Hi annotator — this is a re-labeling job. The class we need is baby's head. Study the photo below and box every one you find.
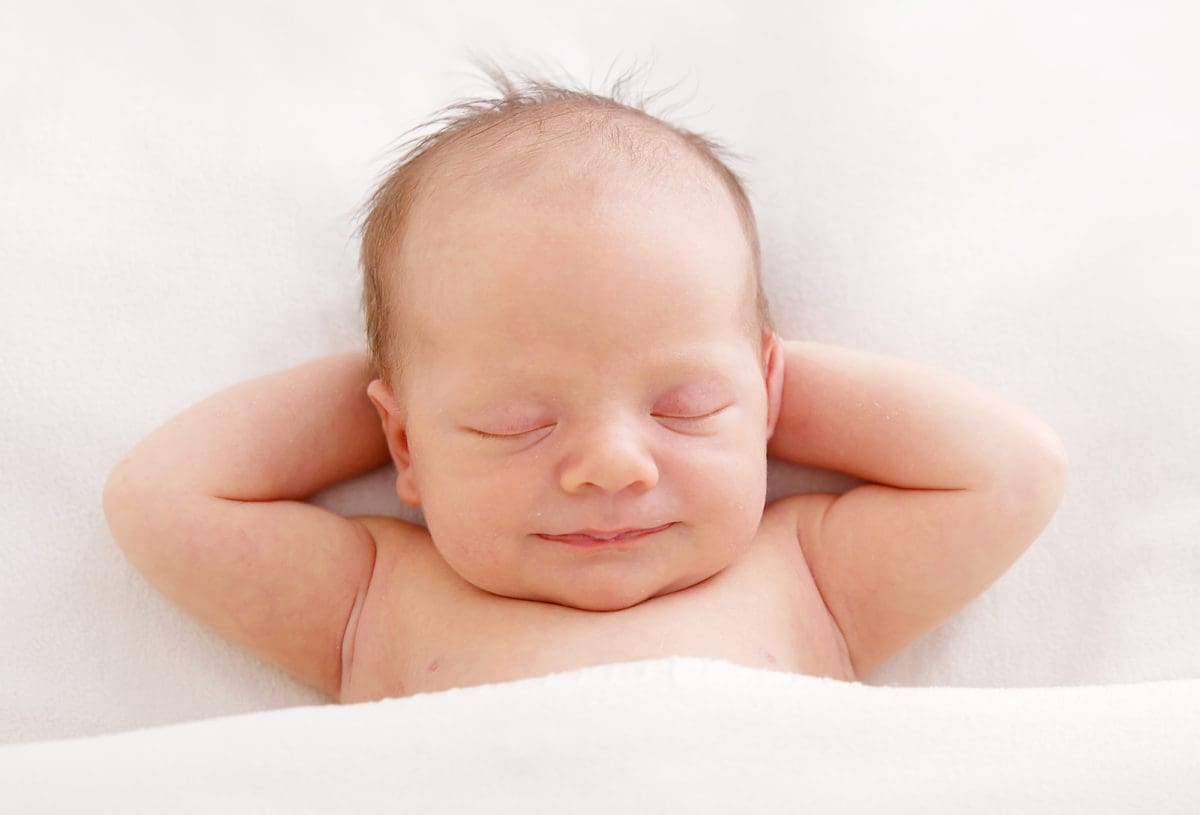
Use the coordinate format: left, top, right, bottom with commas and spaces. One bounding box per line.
360, 63, 784, 611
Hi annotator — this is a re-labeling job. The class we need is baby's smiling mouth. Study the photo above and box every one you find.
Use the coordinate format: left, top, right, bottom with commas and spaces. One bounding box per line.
536, 522, 675, 545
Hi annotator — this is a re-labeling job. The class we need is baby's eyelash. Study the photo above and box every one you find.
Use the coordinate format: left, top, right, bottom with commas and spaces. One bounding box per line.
468, 424, 555, 440
651, 405, 731, 421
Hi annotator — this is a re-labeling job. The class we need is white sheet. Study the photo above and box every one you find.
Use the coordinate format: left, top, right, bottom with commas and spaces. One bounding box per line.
2, 658, 1197, 813
2, 0, 1197, 761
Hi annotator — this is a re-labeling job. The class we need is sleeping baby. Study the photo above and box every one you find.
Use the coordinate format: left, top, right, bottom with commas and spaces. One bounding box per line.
102, 67, 1068, 703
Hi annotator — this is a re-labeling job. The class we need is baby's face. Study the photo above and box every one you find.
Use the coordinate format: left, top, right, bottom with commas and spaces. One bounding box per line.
372, 152, 782, 611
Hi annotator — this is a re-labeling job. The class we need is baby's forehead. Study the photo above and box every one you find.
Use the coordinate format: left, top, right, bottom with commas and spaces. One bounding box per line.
401, 155, 744, 300
407, 153, 736, 285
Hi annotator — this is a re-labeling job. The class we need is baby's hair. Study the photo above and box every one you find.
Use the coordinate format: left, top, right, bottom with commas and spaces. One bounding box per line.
355, 55, 773, 391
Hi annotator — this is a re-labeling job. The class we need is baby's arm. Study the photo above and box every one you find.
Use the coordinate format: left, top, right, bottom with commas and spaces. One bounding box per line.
102, 352, 390, 699
768, 340, 1068, 679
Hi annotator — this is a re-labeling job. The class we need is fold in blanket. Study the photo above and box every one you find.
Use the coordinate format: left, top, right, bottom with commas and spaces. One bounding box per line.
2, 657, 1196, 814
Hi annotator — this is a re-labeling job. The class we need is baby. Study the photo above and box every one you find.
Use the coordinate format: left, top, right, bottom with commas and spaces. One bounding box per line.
102, 68, 1068, 703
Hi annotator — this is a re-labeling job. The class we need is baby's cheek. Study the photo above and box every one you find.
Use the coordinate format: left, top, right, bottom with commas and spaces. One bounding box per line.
671, 446, 758, 507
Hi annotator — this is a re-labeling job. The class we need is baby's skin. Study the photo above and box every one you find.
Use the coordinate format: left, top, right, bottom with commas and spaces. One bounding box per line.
102, 118, 1067, 702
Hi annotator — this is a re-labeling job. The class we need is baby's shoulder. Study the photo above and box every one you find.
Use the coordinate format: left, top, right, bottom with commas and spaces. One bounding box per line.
760, 492, 833, 540
354, 513, 429, 546
352, 514, 437, 579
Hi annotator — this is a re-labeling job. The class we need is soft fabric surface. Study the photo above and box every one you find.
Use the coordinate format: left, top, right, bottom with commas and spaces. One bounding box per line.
2, 0, 1197, 755
1, 658, 1197, 813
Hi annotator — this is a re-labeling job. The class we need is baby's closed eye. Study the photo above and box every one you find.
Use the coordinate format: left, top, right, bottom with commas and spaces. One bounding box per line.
465, 422, 556, 440
651, 379, 734, 422
651, 404, 731, 421
650, 380, 735, 417
650, 404, 733, 436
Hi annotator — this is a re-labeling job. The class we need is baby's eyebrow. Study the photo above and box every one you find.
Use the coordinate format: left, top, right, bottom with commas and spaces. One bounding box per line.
448, 346, 743, 400
653, 356, 742, 389
465, 364, 737, 401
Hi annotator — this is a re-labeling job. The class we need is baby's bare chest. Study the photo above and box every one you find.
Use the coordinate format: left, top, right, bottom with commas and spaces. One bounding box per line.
341, 505, 853, 703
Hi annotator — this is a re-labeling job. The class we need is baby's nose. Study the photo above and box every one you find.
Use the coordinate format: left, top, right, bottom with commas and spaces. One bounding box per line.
558, 421, 659, 495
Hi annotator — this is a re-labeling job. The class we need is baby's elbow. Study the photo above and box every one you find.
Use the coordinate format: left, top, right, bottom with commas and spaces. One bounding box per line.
1016, 444, 1068, 548
1017, 423, 1069, 510
102, 459, 149, 552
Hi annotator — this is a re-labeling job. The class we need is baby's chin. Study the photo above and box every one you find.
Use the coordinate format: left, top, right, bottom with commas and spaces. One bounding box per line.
472, 567, 721, 613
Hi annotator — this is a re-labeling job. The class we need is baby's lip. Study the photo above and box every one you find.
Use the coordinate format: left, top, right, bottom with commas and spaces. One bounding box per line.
538, 522, 675, 542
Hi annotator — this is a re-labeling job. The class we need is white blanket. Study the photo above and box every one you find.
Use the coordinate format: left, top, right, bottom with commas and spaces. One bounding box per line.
3, 657, 1198, 813
2, 0, 1197, 805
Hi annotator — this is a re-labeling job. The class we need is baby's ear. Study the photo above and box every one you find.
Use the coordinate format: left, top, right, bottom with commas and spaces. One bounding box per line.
365, 379, 422, 507
762, 331, 785, 439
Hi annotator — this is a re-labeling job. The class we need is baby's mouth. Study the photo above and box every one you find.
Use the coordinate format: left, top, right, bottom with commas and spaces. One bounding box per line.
536, 522, 675, 545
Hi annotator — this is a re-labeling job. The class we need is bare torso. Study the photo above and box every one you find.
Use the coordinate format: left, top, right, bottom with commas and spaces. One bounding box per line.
340, 495, 856, 703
